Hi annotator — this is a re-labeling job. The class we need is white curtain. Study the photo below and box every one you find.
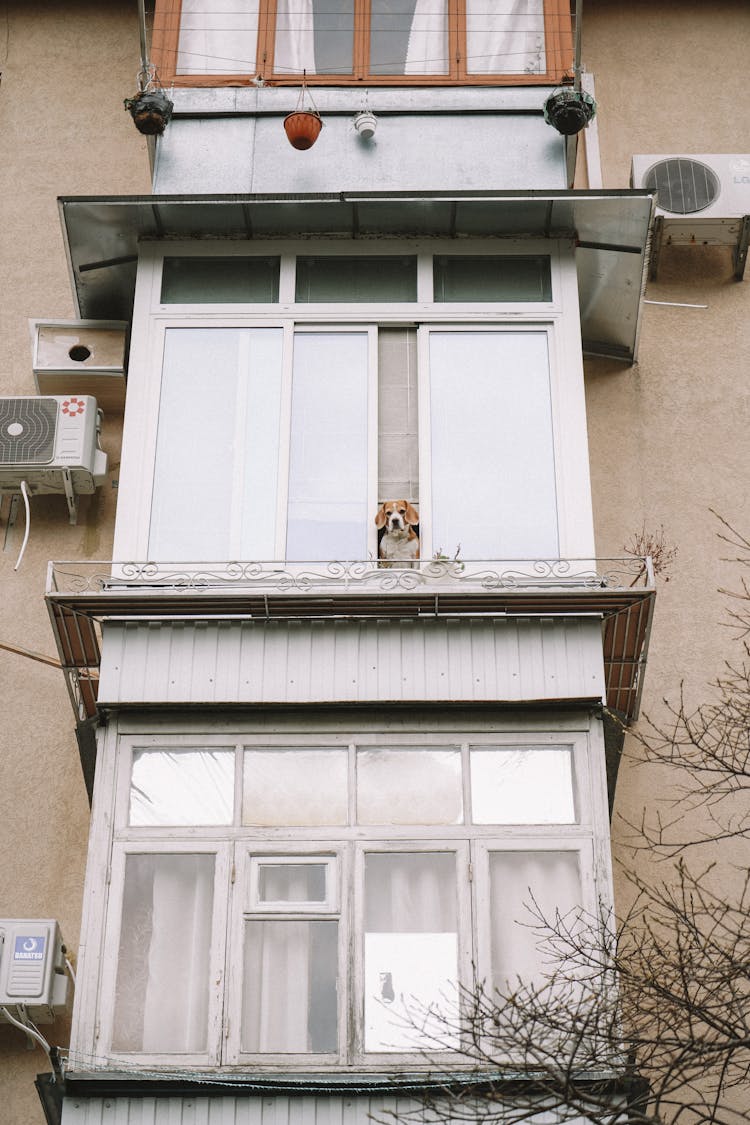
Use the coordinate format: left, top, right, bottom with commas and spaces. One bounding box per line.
405, 1, 448, 75
176, 0, 260, 75
113, 854, 214, 1053
274, 0, 316, 74
466, 0, 545, 75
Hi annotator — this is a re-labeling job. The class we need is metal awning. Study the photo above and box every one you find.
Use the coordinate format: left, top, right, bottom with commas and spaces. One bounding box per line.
58, 189, 655, 363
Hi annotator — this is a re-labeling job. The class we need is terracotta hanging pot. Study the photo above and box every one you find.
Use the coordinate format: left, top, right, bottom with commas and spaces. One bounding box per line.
283, 109, 323, 151
124, 89, 174, 136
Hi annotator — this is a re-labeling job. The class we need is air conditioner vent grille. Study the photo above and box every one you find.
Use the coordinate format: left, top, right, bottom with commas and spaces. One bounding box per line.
643, 157, 721, 215
0, 398, 58, 465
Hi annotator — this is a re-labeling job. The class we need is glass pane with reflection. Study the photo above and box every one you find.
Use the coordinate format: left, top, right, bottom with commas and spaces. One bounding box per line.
357, 748, 462, 824
470, 747, 576, 824
370, 0, 449, 75
257, 863, 328, 904
274, 0, 354, 75
243, 749, 348, 825
129, 749, 234, 826
364, 852, 458, 1051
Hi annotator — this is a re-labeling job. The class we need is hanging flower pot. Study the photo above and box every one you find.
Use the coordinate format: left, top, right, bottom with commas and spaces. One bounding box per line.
283, 110, 323, 150
543, 88, 596, 136
283, 73, 323, 150
124, 89, 174, 136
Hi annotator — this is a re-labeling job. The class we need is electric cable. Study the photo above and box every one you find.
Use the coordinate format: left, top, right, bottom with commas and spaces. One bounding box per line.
14, 480, 31, 571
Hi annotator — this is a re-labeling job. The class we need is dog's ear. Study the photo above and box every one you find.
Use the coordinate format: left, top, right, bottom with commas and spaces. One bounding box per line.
375, 504, 388, 529
405, 502, 419, 526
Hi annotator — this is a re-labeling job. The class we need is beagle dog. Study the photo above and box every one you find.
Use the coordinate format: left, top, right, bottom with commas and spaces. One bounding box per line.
375, 500, 420, 567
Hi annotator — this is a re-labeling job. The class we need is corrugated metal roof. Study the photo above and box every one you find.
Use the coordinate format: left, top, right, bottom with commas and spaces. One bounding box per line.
58, 190, 655, 362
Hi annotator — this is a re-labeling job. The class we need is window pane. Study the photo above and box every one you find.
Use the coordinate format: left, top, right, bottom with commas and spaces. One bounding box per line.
274, 0, 354, 75
295, 257, 417, 302
161, 257, 279, 303
258, 863, 328, 903
242, 920, 338, 1052
465, 0, 545, 75
149, 328, 283, 560
488, 851, 581, 991
379, 328, 419, 502
113, 853, 214, 1052
433, 256, 551, 302
287, 332, 370, 560
242, 749, 348, 825
357, 749, 462, 824
129, 749, 234, 826
176, 0, 259, 75
470, 747, 575, 824
429, 331, 558, 558
370, 0, 449, 75
364, 852, 458, 1051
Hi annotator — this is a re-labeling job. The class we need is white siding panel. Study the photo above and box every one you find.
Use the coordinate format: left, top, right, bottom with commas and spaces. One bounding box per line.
62, 1093, 598, 1125
98, 618, 605, 707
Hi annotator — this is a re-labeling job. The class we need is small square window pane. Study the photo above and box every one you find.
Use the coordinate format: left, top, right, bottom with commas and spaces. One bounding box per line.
242, 920, 338, 1052
295, 256, 418, 302
470, 747, 576, 824
258, 863, 328, 904
242, 749, 348, 826
357, 749, 462, 824
433, 256, 551, 302
129, 749, 234, 826
161, 257, 280, 303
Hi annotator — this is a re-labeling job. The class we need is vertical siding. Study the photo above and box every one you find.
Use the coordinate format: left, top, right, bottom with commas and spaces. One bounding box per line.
98, 617, 605, 706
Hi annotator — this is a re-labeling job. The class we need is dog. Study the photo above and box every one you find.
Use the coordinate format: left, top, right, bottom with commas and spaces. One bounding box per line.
375, 500, 420, 567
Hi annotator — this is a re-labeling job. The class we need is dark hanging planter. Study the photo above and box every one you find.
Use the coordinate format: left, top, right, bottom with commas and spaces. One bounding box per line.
543, 88, 597, 136
283, 74, 323, 150
124, 89, 174, 136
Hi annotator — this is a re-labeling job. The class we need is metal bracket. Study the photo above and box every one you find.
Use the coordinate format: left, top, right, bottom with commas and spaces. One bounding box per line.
62, 470, 78, 525
734, 215, 750, 280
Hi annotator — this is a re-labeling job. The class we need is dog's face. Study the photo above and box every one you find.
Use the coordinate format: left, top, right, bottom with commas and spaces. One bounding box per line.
375, 500, 419, 533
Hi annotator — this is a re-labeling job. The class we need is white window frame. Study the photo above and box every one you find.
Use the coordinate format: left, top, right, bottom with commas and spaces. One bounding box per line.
72, 712, 613, 1071
114, 239, 593, 564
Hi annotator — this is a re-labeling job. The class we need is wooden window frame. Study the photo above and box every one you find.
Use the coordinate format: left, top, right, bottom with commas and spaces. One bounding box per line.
152, 0, 573, 88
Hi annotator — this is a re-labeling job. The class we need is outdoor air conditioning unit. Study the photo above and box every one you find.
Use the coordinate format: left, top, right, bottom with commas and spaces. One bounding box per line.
631, 154, 750, 244
0, 395, 108, 521
0, 920, 69, 1024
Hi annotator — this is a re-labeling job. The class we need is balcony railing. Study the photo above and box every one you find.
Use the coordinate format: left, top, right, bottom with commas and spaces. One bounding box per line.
45, 556, 655, 728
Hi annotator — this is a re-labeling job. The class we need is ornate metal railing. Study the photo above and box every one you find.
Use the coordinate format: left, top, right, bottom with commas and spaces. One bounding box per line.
47, 555, 654, 597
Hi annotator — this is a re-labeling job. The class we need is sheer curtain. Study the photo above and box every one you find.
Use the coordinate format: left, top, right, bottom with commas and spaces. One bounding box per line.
405, 1, 448, 75
274, 0, 316, 74
113, 854, 214, 1053
466, 0, 545, 75
176, 0, 260, 75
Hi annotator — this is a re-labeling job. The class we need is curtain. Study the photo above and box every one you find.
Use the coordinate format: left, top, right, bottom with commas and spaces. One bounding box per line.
274, 0, 316, 74
466, 0, 545, 75
405, 1, 448, 75
176, 0, 260, 75
113, 854, 215, 1053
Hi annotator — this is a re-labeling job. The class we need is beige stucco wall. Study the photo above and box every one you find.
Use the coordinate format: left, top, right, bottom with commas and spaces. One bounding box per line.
0, 3, 149, 1121
581, 0, 750, 882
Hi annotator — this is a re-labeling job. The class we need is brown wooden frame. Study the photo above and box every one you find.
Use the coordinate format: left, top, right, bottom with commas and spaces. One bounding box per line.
152, 0, 573, 88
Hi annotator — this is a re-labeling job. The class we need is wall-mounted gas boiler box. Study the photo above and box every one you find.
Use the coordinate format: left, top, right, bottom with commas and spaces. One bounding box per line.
30, 319, 128, 413
0, 920, 69, 1024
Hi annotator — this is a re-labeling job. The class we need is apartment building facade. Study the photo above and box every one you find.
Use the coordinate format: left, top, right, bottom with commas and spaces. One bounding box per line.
1, 3, 748, 1124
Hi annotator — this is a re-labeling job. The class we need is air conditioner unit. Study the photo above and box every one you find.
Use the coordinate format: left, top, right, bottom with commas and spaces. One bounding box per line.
631, 154, 750, 245
0, 395, 108, 520
0, 920, 69, 1024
